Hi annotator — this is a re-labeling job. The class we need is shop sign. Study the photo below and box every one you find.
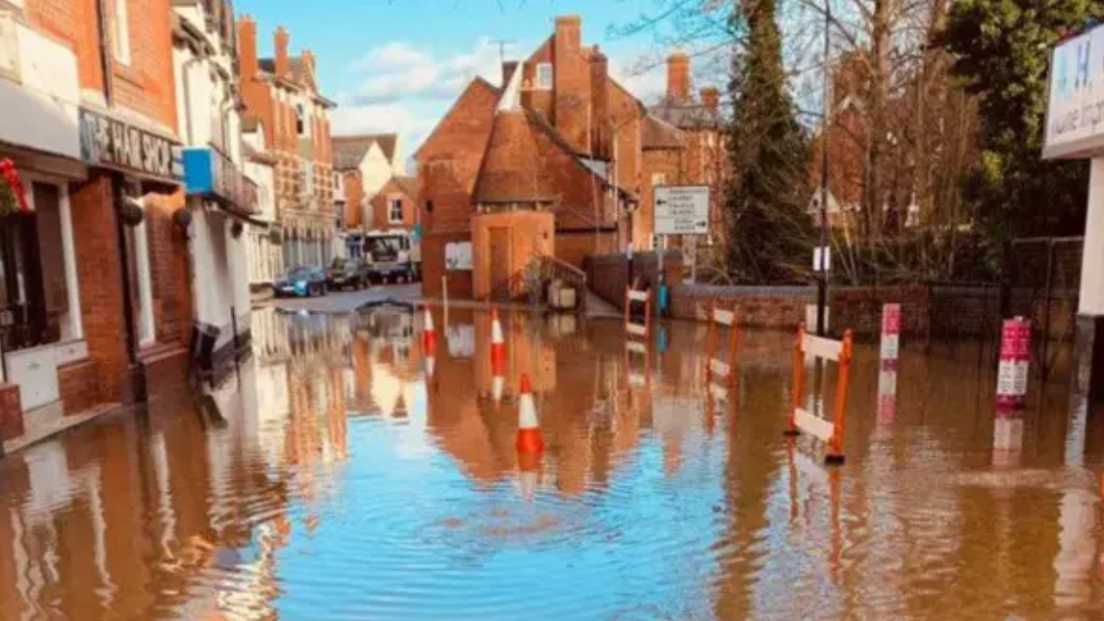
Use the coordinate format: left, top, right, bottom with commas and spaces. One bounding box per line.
1044, 23, 1104, 159
78, 108, 182, 183
181, 147, 259, 215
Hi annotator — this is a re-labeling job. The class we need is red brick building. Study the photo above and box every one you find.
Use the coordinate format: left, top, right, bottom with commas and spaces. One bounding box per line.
0, 0, 193, 450
417, 15, 638, 300
368, 176, 421, 232
238, 17, 336, 271
416, 16, 726, 301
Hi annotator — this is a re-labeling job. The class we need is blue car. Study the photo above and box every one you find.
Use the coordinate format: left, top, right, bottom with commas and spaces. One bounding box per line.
275, 266, 327, 298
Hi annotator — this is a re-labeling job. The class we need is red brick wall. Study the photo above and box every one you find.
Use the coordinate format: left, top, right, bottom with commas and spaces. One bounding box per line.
27, 0, 103, 93
111, 0, 177, 129
70, 173, 133, 404
553, 15, 590, 155
671, 284, 813, 329
557, 230, 617, 269
370, 180, 418, 231
829, 285, 930, 338
59, 360, 102, 415
521, 40, 554, 120
422, 232, 473, 299
585, 250, 684, 307
344, 171, 364, 229
144, 190, 192, 347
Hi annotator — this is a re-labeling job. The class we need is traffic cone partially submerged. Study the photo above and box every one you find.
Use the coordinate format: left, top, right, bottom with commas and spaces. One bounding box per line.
516, 374, 543, 454
492, 374, 505, 405
491, 307, 506, 370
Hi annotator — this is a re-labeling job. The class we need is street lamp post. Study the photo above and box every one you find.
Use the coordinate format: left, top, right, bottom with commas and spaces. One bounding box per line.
816, 0, 832, 337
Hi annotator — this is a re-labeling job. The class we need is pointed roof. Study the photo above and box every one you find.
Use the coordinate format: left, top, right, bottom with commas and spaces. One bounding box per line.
473, 111, 554, 204
333, 134, 399, 170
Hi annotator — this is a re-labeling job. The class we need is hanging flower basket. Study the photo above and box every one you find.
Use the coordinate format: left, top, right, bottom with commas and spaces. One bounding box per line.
0, 159, 31, 217
119, 200, 145, 227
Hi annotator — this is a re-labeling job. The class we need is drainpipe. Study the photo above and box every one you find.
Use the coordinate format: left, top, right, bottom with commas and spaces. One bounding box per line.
94, 0, 115, 106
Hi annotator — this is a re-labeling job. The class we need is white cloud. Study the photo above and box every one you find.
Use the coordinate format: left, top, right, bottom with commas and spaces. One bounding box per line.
345, 38, 504, 105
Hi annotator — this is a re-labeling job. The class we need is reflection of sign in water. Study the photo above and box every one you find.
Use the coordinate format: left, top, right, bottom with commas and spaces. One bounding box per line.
447, 324, 475, 358
445, 242, 472, 270
1044, 24, 1104, 159
655, 186, 709, 235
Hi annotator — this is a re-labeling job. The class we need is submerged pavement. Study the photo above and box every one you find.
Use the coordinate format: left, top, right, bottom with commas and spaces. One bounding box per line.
0, 307, 1101, 620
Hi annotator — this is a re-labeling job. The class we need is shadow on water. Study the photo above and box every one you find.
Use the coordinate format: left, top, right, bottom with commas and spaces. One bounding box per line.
0, 306, 1102, 620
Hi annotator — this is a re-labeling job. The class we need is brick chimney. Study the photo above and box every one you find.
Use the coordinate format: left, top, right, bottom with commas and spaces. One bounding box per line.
701, 87, 720, 112
275, 26, 290, 79
667, 53, 691, 102
238, 15, 258, 79
554, 15, 591, 155
590, 46, 610, 159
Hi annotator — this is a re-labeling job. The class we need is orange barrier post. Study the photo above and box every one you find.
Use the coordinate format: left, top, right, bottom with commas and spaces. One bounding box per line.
786, 323, 854, 465
490, 307, 506, 370
705, 301, 739, 390
516, 374, 544, 454
423, 305, 437, 379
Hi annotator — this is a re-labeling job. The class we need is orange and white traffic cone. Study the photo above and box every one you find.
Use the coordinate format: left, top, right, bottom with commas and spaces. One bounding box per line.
516, 374, 544, 454
492, 374, 505, 405
491, 307, 506, 368
423, 305, 437, 353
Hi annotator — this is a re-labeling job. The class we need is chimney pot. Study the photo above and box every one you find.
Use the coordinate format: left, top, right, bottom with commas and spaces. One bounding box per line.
701, 87, 720, 112
275, 26, 290, 79
666, 52, 691, 103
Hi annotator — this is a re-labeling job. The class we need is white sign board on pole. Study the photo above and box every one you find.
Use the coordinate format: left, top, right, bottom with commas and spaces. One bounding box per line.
813, 246, 831, 272
1043, 23, 1104, 160
445, 242, 472, 270
655, 186, 709, 235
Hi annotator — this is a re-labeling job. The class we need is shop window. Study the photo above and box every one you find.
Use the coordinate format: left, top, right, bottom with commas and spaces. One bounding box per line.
388, 198, 403, 224
0, 182, 81, 352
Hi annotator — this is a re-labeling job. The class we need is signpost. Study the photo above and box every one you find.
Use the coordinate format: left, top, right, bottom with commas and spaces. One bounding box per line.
655, 186, 709, 235
654, 186, 710, 316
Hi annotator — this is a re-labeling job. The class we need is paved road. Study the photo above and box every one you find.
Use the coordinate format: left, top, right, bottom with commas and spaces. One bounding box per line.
267, 283, 421, 314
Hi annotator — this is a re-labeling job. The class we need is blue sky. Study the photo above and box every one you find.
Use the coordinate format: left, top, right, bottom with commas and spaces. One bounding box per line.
234, 0, 694, 154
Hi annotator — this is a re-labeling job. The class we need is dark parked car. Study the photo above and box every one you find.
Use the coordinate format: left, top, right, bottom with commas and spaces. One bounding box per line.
275, 266, 327, 298
327, 257, 370, 290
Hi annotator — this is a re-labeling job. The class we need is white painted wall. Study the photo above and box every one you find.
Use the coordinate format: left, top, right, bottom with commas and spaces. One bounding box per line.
359, 142, 393, 199
174, 4, 253, 344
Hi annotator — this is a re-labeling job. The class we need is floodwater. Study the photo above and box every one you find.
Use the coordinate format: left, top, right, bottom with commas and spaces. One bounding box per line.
1, 305, 1104, 621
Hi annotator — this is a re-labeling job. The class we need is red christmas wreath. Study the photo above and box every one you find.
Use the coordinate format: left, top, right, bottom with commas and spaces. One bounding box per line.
0, 159, 31, 215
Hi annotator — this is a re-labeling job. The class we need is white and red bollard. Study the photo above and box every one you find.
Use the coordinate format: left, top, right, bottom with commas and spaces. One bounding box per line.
877, 304, 901, 426
491, 308, 506, 404
997, 317, 1032, 412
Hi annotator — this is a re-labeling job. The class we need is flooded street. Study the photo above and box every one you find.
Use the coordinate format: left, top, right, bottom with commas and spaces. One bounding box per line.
1, 306, 1104, 620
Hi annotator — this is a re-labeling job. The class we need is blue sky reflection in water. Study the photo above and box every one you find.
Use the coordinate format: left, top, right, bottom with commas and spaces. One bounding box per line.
0, 306, 1103, 620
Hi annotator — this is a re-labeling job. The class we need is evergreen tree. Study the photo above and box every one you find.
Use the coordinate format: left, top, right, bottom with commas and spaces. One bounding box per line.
940, 0, 1104, 244
725, 0, 814, 283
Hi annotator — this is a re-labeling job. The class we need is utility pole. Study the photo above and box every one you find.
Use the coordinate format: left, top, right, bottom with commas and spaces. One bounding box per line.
490, 39, 515, 66
817, 0, 832, 337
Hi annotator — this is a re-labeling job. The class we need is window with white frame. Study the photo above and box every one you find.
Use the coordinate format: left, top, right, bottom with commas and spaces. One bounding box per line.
537, 63, 553, 90
113, 0, 131, 65
296, 104, 307, 136
388, 197, 403, 224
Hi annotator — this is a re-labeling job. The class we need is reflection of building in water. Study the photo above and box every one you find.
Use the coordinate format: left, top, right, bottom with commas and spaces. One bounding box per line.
252, 307, 292, 364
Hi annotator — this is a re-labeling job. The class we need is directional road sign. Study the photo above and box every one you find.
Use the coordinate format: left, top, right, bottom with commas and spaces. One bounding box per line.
655, 186, 709, 235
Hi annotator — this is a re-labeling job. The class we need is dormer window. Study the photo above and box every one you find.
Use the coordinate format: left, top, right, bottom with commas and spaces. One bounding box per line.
537, 63, 553, 90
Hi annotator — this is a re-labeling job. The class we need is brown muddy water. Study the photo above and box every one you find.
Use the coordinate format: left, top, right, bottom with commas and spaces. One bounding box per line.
1, 305, 1104, 621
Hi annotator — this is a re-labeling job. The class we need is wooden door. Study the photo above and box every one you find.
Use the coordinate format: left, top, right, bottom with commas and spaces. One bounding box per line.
489, 227, 511, 298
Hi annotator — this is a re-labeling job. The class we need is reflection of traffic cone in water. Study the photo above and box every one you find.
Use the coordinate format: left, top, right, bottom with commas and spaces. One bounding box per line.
423, 306, 437, 377
491, 308, 507, 405
516, 374, 543, 454
518, 449, 541, 501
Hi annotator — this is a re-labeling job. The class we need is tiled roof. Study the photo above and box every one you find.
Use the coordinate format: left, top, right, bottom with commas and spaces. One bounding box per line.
332, 134, 399, 170
641, 114, 686, 150
648, 98, 721, 131
392, 176, 421, 198
473, 111, 554, 204
258, 57, 312, 86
